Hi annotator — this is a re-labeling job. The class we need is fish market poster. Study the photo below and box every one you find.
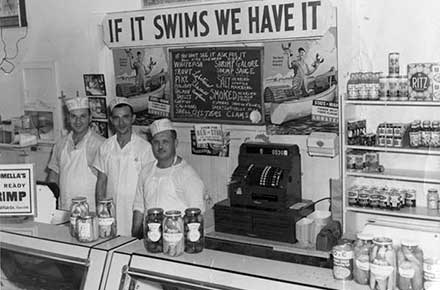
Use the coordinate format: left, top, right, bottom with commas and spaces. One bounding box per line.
113, 47, 170, 126
264, 13, 338, 135
0, 164, 35, 216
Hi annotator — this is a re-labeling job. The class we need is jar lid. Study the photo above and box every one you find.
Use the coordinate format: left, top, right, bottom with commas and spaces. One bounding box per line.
99, 198, 113, 204
185, 208, 201, 215
147, 208, 164, 215
401, 239, 418, 247
373, 237, 393, 245
72, 196, 87, 202
428, 188, 438, 193
165, 210, 182, 217
357, 232, 374, 241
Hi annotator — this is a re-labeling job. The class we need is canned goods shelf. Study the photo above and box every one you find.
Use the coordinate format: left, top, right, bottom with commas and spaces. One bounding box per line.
346, 145, 440, 156
346, 206, 440, 221
346, 168, 440, 184
345, 100, 440, 106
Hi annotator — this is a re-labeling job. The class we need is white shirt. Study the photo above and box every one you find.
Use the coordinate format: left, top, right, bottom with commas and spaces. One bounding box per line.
93, 133, 154, 235
133, 158, 205, 214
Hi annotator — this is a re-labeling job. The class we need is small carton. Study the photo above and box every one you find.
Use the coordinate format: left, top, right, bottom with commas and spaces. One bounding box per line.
407, 63, 440, 101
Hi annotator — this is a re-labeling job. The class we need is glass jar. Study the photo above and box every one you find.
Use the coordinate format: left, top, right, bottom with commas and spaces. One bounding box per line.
69, 196, 89, 237
143, 208, 164, 253
97, 198, 117, 238
77, 214, 99, 243
397, 240, 424, 290
184, 208, 204, 253
332, 242, 354, 280
408, 120, 422, 148
370, 237, 396, 290
427, 188, 439, 210
354, 233, 374, 285
430, 121, 440, 148
163, 210, 184, 257
405, 189, 416, 207
421, 120, 432, 147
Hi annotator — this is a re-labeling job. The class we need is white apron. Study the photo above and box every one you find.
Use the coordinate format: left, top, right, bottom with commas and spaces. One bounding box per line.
59, 142, 97, 211
107, 149, 143, 236
145, 157, 187, 214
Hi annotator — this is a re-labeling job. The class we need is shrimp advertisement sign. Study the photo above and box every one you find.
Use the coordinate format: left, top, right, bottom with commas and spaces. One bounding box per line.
102, 0, 333, 48
0, 164, 35, 216
264, 8, 337, 135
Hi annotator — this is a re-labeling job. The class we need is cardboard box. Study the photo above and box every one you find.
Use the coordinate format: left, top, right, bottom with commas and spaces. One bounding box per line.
408, 63, 440, 101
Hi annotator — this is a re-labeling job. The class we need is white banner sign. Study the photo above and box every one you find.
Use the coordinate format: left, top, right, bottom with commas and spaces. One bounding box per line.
194, 124, 224, 145
0, 164, 35, 216
102, 0, 333, 48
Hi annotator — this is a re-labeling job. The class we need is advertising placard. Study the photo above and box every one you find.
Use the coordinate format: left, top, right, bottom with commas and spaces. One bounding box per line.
0, 164, 35, 216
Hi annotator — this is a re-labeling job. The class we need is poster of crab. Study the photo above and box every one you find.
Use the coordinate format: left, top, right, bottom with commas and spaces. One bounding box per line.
112, 47, 171, 126
264, 24, 338, 135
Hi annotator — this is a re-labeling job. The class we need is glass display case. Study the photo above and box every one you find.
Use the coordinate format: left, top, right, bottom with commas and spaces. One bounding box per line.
0, 221, 135, 290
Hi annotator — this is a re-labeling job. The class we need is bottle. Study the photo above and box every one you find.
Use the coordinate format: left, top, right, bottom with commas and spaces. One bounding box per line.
430, 121, 440, 148
184, 208, 204, 253
421, 120, 432, 147
97, 198, 116, 238
144, 208, 164, 253
397, 240, 424, 290
69, 196, 89, 237
163, 210, 184, 257
353, 233, 374, 285
370, 237, 396, 290
408, 120, 422, 148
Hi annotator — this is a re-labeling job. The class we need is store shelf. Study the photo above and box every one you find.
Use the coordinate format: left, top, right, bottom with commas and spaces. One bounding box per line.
346, 206, 440, 221
346, 168, 440, 184
346, 145, 440, 155
345, 100, 440, 106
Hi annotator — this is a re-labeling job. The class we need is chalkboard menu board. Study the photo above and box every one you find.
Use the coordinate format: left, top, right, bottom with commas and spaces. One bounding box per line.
170, 47, 263, 125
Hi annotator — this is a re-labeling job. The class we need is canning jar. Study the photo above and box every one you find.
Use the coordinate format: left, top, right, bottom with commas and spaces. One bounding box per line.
430, 121, 440, 147
408, 121, 422, 148
97, 198, 117, 238
184, 208, 204, 253
370, 237, 396, 290
77, 214, 99, 243
397, 240, 424, 290
421, 120, 432, 147
143, 208, 164, 253
70, 196, 89, 237
354, 233, 374, 285
163, 210, 184, 257
427, 188, 439, 210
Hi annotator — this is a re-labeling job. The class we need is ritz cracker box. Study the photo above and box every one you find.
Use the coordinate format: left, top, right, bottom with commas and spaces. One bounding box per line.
408, 63, 440, 101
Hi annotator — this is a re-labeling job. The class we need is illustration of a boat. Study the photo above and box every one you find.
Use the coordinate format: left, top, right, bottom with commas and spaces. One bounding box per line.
127, 83, 167, 113
265, 69, 337, 125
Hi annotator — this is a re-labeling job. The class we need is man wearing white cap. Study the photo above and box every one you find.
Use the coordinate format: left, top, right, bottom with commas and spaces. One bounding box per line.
47, 96, 105, 210
132, 118, 205, 238
94, 97, 154, 236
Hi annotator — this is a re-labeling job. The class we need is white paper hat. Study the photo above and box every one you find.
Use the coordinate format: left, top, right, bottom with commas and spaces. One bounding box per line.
65, 97, 89, 111
150, 118, 174, 137
109, 97, 133, 112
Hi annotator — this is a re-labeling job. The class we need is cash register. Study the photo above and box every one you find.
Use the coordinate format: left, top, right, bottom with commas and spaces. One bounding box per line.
214, 142, 314, 243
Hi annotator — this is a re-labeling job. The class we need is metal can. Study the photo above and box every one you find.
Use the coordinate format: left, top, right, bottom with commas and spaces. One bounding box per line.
389, 190, 402, 210
398, 76, 409, 100
144, 208, 164, 253
379, 77, 389, 100
163, 210, 184, 257
348, 186, 359, 207
388, 77, 399, 100
333, 243, 354, 280
358, 193, 370, 208
427, 189, 439, 210
389, 52, 400, 77
184, 208, 204, 253
369, 195, 380, 208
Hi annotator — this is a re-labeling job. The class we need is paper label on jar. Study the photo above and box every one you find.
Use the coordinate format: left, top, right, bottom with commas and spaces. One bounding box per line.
370, 263, 394, 280
163, 232, 183, 244
70, 216, 78, 225
355, 255, 370, 271
399, 266, 415, 278
424, 262, 440, 281
147, 223, 161, 242
187, 223, 201, 242
78, 222, 91, 239
98, 217, 114, 227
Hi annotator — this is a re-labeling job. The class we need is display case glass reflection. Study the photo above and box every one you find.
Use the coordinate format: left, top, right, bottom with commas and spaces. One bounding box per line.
1, 247, 88, 290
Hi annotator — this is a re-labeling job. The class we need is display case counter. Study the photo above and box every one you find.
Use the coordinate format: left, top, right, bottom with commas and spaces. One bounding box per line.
106, 240, 369, 290
0, 221, 136, 290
